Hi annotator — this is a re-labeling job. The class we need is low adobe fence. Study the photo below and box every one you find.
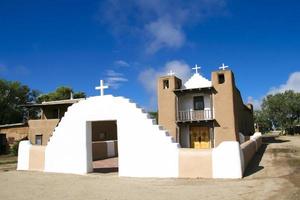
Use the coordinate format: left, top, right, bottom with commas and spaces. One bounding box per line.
17, 133, 262, 179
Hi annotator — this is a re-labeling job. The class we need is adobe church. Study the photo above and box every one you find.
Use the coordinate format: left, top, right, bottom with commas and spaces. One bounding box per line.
15, 64, 262, 179
158, 64, 254, 149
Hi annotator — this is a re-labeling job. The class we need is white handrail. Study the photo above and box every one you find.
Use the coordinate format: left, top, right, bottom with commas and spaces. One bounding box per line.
177, 109, 213, 121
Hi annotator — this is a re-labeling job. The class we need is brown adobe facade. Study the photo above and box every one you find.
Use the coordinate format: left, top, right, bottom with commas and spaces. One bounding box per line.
158, 69, 254, 149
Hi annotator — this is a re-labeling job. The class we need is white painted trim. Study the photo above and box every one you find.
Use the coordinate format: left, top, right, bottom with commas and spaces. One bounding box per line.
17, 141, 31, 171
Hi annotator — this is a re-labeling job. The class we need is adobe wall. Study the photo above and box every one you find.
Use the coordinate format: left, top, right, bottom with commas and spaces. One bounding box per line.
92, 140, 118, 160
233, 88, 255, 136
0, 125, 28, 148
29, 145, 46, 171
28, 119, 59, 145
212, 70, 239, 146
212, 70, 255, 146
179, 148, 212, 178
17, 141, 45, 172
157, 76, 182, 141
240, 133, 262, 172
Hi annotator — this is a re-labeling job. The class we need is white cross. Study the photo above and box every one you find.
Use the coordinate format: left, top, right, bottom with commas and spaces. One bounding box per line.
219, 63, 229, 70
167, 70, 175, 76
95, 80, 109, 96
192, 64, 201, 74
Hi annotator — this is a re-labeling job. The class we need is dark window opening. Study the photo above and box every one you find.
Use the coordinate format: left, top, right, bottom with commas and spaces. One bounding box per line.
218, 74, 225, 84
35, 135, 42, 145
176, 80, 181, 89
163, 79, 169, 89
193, 96, 204, 110
52, 109, 59, 118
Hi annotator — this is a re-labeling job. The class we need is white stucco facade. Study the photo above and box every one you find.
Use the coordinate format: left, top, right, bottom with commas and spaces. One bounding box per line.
212, 141, 244, 178
43, 95, 180, 177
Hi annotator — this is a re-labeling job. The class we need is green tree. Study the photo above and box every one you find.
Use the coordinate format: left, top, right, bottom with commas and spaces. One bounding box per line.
261, 90, 300, 133
37, 86, 86, 103
253, 110, 272, 133
148, 111, 158, 123
0, 79, 39, 124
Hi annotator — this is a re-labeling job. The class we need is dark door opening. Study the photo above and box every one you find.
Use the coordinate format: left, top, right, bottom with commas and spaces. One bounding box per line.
91, 120, 118, 173
0, 134, 8, 154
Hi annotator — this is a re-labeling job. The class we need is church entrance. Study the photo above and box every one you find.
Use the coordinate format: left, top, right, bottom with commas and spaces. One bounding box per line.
91, 120, 118, 173
190, 126, 210, 149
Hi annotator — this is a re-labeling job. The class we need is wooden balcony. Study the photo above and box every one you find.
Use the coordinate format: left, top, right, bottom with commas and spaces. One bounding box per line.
177, 109, 213, 122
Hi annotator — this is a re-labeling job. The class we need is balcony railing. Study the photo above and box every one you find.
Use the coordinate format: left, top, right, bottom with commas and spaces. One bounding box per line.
177, 109, 213, 122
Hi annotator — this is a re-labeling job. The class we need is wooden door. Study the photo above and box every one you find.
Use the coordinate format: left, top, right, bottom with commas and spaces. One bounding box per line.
190, 126, 210, 149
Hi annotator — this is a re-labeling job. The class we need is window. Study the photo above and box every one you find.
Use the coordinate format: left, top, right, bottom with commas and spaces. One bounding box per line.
176, 80, 181, 89
193, 96, 204, 110
218, 74, 225, 84
163, 79, 169, 89
35, 135, 42, 145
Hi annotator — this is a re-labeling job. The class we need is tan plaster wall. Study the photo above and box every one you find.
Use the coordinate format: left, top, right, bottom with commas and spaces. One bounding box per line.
29, 145, 46, 171
178, 148, 212, 178
28, 119, 60, 145
212, 70, 238, 146
157, 76, 181, 141
240, 140, 257, 169
0, 125, 28, 144
233, 89, 255, 136
212, 70, 255, 146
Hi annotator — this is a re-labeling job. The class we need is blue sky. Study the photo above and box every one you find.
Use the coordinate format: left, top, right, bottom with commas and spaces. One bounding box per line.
0, 0, 299, 110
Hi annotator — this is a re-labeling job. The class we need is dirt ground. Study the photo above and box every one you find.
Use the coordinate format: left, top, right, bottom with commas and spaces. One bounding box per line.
0, 134, 299, 200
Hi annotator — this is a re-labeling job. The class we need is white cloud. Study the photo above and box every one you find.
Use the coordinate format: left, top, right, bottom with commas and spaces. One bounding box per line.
114, 60, 130, 67
247, 96, 262, 110
146, 18, 185, 54
105, 70, 128, 89
138, 60, 191, 109
248, 71, 300, 110
268, 72, 300, 94
99, 0, 227, 53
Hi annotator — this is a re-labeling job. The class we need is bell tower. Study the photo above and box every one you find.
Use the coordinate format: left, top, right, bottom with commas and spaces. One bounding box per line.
157, 74, 182, 141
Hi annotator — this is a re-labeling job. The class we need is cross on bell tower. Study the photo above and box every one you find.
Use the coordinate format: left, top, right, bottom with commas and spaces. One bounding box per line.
219, 63, 229, 70
95, 80, 109, 96
192, 64, 201, 74
167, 70, 175, 76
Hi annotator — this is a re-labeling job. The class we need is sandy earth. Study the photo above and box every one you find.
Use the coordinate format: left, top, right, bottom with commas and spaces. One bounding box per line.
0, 134, 299, 200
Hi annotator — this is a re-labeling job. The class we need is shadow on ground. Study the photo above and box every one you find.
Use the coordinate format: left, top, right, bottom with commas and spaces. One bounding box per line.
243, 135, 290, 177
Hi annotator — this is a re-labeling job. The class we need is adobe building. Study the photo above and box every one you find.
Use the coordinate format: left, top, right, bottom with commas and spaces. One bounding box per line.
157, 64, 254, 149
0, 123, 28, 154
0, 99, 82, 153
17, 73, 262, 179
